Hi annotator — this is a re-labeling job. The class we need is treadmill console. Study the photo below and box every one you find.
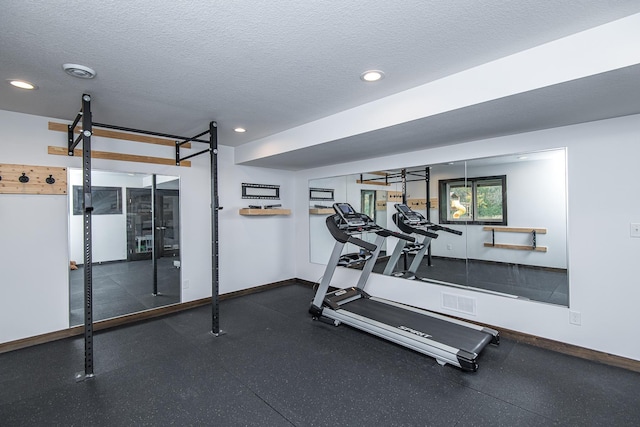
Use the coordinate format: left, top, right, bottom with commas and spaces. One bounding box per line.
333, 203, 366, 227
395, 204, 424, 224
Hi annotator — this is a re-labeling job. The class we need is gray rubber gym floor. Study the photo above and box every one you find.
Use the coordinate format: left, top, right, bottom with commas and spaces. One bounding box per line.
1, 283, 638, 426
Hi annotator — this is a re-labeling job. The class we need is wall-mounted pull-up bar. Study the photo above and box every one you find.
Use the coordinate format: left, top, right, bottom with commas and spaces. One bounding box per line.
67, 93, 222, 382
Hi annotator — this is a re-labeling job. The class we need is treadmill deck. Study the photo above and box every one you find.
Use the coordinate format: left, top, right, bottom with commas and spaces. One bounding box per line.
340, 297, 494, 355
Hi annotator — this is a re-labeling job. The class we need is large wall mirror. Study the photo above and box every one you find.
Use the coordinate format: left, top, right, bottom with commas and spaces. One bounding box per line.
309, 148, 568, 306
69, 169, 181, 325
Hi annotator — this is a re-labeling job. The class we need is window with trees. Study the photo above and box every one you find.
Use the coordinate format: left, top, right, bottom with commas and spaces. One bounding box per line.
438, 175, 507, 225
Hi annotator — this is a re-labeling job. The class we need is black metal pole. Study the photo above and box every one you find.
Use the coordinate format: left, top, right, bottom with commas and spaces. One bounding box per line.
425, 167, 432, 266
401, 169, 407, 204
67, 111, 84, 155
401, 169, 408, 271
210, 121, 221, 335
177, 129, 210, 146
152, 174, 158, 296
180, 148, 211, 162
80, 94, 94, 380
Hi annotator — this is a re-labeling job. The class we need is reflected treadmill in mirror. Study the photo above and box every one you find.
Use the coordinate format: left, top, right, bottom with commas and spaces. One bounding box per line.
308, 149, 568, 306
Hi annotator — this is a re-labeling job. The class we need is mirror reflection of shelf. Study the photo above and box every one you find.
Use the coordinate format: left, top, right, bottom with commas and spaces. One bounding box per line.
309, 208, 334, 215
483, 226, 548, 252
239, 208, 291, 216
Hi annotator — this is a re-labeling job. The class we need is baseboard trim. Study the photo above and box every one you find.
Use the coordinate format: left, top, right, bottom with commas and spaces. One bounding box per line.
0, 279, 301, 354
2, 278, 638, 373
496, 326, 640, 373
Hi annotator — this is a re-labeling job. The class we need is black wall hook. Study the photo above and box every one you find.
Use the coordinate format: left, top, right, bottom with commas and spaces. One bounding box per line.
46, 174, 55, 184
19, 173, 29, 183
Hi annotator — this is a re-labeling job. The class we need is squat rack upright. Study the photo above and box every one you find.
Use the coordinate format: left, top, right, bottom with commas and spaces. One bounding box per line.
68, 94, 222, 381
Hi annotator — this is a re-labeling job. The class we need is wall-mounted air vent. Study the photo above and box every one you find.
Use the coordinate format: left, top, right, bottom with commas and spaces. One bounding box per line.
442, 292, 477, 315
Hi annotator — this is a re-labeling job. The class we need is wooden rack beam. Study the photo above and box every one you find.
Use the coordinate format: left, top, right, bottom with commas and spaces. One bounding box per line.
48, 146, 191, 167
356, 179, 390, 186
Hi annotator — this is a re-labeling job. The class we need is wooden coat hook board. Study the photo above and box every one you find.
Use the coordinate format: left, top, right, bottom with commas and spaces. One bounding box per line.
0, 163, 67, 195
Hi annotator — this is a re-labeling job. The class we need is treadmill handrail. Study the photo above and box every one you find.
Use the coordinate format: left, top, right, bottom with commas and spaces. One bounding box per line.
393, 214, 439, 239
393, 204, 463, 236
375, 228, 415, 242
347, 235, 377, 252
326, 214, 378, 251
428, 223, 463, 236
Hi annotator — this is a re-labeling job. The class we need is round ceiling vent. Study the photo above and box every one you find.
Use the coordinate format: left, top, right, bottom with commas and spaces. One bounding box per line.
62, 63, 96, 79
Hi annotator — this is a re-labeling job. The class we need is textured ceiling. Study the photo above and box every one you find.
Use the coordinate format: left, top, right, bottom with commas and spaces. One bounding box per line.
1, 1, 640, 168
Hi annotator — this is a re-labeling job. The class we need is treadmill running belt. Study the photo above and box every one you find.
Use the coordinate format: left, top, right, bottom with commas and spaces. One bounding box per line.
343, 298, 492, 354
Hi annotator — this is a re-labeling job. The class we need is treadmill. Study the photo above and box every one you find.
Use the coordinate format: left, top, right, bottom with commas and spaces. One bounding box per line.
310, 203, 499, 371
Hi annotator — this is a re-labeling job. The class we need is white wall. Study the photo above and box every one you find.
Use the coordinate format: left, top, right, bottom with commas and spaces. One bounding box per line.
295, 114, 640, 362
0, 110, 295, 344
217, 147, 297, 294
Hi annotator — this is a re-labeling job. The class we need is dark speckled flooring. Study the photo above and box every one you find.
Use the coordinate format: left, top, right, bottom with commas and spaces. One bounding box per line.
1, 284, 638, 426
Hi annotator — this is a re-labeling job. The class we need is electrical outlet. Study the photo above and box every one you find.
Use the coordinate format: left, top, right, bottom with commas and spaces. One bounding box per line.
569, 310, 581, 326
631, 223, 640, 238
183, 279, 190, 290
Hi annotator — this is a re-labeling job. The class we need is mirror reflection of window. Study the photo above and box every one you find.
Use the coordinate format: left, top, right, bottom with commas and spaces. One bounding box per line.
361, 190, 375, 220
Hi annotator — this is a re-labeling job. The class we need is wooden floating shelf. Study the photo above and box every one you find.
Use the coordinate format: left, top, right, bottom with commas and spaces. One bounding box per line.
309, 208, 334, 215
239, 208, 291, 216
484, 243, 548, 252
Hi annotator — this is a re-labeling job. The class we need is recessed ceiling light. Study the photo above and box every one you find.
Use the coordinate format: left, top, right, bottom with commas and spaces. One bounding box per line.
234, 127, 246, 133
7, 79, 38, 90
360, 70, 385, 82
62, 63, 97, 79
